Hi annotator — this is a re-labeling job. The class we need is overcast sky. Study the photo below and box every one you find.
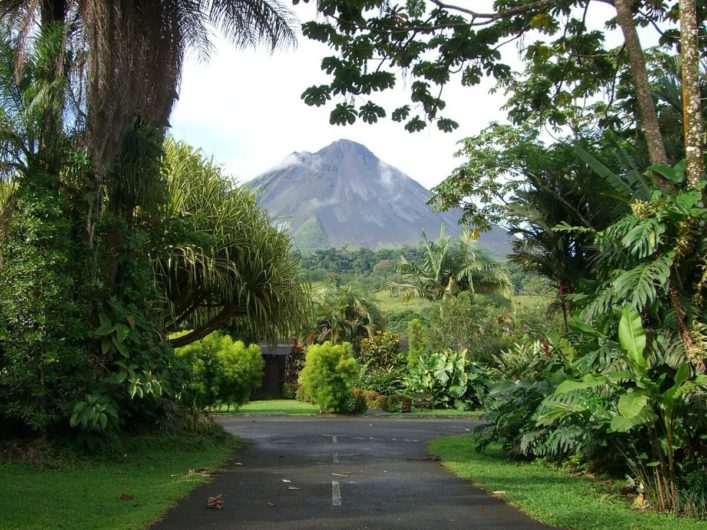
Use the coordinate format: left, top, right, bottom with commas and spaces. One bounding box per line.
169, 2, 649, 190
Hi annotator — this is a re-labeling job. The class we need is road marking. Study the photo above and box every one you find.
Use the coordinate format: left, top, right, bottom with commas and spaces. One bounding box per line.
332, 435, 337, 444
333, 451, 339, 463
332, 481, 341, 506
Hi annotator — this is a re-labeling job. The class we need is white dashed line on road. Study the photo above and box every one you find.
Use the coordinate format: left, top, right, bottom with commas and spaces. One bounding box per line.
332, 481, 341, 506
333, 451, 339, 463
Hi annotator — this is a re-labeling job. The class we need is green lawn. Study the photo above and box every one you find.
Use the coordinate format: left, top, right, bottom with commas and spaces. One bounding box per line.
0, 433, 237, 530
428, 434, 704, 530
217, 399, 320, 415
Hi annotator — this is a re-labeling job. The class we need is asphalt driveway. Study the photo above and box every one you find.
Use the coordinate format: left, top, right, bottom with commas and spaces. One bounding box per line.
152, 416, 553, 530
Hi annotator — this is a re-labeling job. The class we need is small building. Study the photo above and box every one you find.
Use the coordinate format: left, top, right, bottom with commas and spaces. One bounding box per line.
254, 342, 291, 399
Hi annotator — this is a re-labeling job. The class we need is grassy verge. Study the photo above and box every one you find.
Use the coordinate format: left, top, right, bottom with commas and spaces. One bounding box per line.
428, 434, 704, 530
215, 399, 320, 416
409, 408, 483, 418
0, 432, 238, 530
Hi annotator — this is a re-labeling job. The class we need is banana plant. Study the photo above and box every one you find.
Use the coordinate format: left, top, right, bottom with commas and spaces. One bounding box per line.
539, 306, 706, 511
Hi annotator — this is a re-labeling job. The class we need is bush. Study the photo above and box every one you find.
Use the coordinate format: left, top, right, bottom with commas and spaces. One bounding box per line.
363, 390, 381, 409
282, 382, 298, 399
359, 331, 403, 370
406, 350, 491, 410
382, 395, 412, 413
385, 309, 421, 336
298, 342, 360, 413
174, 332, 263, 408
422, 293, 520, 365
357, 365, 406, 395
347, 388, 368, 414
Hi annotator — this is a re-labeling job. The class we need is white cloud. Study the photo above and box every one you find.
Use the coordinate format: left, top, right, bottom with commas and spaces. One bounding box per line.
170, 2, 662, 190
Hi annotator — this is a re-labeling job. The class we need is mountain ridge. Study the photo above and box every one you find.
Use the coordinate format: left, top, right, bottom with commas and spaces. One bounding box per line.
248, 139, 511, 255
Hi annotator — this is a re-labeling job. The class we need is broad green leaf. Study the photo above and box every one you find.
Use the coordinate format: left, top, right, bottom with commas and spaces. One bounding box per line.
554, 374, 607, 395
94, 323, 114, 336
649, 162, 684, 184
115, 323, 130, 344
610, 415, 636, 432
568, 318, 603, 338
113, 336, 129, 357
663, 363, 691, 405
575, 145, 632, 199
617, 392, 649, 419
618, 307, 646, 368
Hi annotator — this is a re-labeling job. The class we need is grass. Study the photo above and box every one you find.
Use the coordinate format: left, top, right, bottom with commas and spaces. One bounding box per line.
0, 432, 238, 530
216, 399, 320, 416
409, 407, 483, 418
371, 288, 433, 314
428, 434, 704, 530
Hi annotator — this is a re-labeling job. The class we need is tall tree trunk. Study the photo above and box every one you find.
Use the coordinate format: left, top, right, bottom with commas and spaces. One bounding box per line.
679, 0, 704, 192
614, 0, 669, 166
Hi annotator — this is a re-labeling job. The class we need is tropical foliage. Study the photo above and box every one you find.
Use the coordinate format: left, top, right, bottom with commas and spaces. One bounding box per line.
173, 332, 264, 409
0, 5, 303, 437
311, 286, 384, 348
393, 228, 512, 301
406, 350, 491, 410
298, 341, 360, 413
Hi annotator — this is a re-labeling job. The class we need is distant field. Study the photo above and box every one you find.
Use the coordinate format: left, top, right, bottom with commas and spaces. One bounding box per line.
309, 279, 552, 319
371, 288, 433, 314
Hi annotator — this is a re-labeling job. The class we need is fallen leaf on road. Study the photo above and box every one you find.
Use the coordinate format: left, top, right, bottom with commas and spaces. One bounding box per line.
287, 486, 300, 490
207, 493, 223, 509
119, 493, 134, 501
266, 501, 275, 507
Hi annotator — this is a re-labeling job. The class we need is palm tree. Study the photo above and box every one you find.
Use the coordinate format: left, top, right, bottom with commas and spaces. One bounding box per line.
312, 286, 384, 348
157, 139, 310, 347
392, 227, 512, 302
1, 0, 297, 175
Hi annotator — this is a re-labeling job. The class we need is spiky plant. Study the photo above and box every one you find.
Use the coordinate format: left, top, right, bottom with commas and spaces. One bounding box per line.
157, 139, 309, 347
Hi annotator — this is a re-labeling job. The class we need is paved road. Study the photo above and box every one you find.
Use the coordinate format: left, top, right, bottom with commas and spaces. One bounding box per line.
153, 416, 553, 530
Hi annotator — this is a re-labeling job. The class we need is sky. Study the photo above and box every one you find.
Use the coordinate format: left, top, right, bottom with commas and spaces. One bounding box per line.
169, 2, 647, 190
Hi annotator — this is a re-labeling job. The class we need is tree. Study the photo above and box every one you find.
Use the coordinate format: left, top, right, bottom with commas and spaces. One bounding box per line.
393, 228, 512, 301
311, 286, 384, 347
2, 0, 296, 174
158, 139, 310, 347
429, 123, 632, 327
299, 0, 693, 167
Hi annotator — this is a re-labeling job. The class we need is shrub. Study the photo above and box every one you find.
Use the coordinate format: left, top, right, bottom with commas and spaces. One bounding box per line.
284, 340, 305, 387
406, 349, 491, 410
298, 341, 360, 413
381, 395, 412, 413
347, 388, 368, 414
373, 394, 388, 410
282, 382, 298, 399
359, 331, 403, 370
385, 309, 420, 336
357, 365, 406, 395
363, 390, 381, 409
174, 332, 263, 408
